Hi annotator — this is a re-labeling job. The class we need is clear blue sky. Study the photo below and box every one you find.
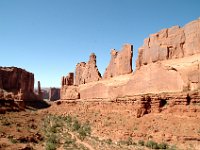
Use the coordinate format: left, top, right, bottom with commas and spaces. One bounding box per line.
0, 0, 199, 87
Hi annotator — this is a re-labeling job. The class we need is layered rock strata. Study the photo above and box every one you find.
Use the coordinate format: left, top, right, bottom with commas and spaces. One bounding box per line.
0, 67, 41, 101
61, 19, 200, 110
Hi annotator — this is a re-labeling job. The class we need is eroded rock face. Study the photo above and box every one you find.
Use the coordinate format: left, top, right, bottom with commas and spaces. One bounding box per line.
60, 19, 200, 102
103, 44, 133, 79
75, 53, 101, 85
49, 88, 60, 101
61, 72, 80, 100
136, 19, 200, 69
62, 72, 74, 86
0, 67, 39, 100
61, 86, 79, 100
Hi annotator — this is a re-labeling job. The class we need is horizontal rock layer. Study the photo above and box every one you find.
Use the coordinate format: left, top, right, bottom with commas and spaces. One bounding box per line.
61, 19, 200, 108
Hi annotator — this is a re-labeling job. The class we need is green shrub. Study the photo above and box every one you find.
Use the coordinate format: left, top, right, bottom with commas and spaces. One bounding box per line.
72, 119, 81, 131
45, 133, 59, 150
46, 141, 57, 150
65, 115, 72, 126
118, 137, 135, 146
46, 133, 59, 144
158, 142, 168, 149
138, 140, 145, 146
105, 138, 112, 145
8, 136, 18, 143
146, 140, 159, 149
64, 135, 76, 149
78, 121, 91, 140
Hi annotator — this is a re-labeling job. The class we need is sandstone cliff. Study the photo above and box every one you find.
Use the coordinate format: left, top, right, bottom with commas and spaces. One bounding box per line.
61, 19, 200, 102
103, 44, 133, 79
0, 67, 42, 101
136, 19, 200, 68
75, 53, 101, 85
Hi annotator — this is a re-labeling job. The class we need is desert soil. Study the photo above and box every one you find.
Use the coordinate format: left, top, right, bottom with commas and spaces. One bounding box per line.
0, 101, 200, 150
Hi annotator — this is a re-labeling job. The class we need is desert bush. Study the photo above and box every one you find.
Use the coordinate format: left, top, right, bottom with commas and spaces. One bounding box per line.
45, 133, 59, 150
118, 137, 136, 146
146, 140, 159, 149
63, 135, 77, 149
138, 140, 145, 146
46, 141, 57, 150
105, 138, 112, 145
1, 119, 11, 126
64, 115, 72, 127
158, 142, 169, 149
8, 136, 17, 143
76, 121, 91, 140
72, 119, 81, 131
145, 140, 169, 149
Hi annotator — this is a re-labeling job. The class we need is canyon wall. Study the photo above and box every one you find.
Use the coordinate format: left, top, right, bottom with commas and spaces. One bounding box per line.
61, 19, 200, 102
0, 67, 42, 101
136, 19, 200, 68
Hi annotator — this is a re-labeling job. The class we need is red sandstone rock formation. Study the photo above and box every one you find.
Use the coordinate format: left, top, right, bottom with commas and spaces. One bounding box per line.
136, 19, 200, 68
61, 73, 79, 100
75, 53, 101, 85
49, 87, 60, 101
37, 81, 43, 100
0, 67, 40, 100
62, 72, 74, 86
103, 44, 133, 79
60, 18, 200, 103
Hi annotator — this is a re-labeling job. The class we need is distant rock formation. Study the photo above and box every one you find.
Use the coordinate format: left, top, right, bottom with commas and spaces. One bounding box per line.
37, 81, 43, 100
0, 67, 41, 100
61, 73, 79, 100
103, 44, 133, 79
136, 19, 200, 69
75, 53, 101, 85
49, 87, 60, 101
62, 72, 74, 86
60, 19, 200, 106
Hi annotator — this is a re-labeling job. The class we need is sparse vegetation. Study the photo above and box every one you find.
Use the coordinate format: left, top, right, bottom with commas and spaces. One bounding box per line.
1, 118, 11, 126
145, 140, 169, 149
138, 140, 145, 146
118, 137, 136, 146
42, 114, 92, 149
8, 136, 18, 144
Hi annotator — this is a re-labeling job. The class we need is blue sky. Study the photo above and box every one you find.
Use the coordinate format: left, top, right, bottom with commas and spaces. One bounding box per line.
0, 0, 199, 87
